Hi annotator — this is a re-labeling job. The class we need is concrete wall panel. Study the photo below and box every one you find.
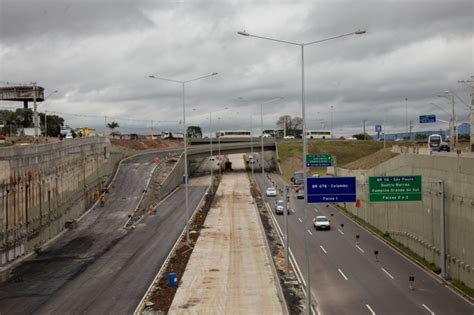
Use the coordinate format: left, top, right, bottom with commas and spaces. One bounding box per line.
338, 153, 474, 288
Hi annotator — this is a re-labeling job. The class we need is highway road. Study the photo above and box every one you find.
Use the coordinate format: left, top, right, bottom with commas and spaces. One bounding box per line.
252, 163, 473, 314
0, 150, 209, 314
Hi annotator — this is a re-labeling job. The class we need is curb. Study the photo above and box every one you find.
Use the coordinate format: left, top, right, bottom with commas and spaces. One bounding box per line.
133, 179, 212, 315
251, 184, 289, 314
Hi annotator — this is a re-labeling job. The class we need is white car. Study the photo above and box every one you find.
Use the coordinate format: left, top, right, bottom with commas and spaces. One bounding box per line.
313, 215, 331, 230
297, 188, 304, 199
65, 133, 73, 139
262, 133, 272, 138
275, 199, 290, 215
266, 187, 277, 197
283, 135, 295, 140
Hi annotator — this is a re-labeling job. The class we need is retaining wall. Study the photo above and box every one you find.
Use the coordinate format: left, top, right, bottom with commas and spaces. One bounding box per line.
0, 137, 114, 265
337, 153, 474, 288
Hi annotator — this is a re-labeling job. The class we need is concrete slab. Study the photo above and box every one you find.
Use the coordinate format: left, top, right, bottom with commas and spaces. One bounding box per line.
169, 154, 286, 314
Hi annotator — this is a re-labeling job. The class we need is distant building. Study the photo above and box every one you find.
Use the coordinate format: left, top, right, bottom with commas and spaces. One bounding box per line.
458, 122, 470, 135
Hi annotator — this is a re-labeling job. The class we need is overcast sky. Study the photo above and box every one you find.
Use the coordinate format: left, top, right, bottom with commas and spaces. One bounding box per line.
1, 0, 472, 136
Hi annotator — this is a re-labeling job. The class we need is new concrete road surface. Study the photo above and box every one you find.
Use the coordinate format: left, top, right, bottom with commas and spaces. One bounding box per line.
0, 150, 209, 314
169, 154, 287, 314
252, 160, 473, 314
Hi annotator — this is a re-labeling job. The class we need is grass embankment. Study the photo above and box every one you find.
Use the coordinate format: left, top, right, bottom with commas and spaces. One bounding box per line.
278, 140, 397, 182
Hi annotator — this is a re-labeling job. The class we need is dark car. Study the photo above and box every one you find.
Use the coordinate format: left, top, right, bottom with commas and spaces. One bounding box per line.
438, 142, 450, 152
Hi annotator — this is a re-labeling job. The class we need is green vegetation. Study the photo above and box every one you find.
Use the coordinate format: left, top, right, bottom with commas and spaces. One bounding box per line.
278, 140, 391, 182
338, 205, 473, 299
344, 148, 398, 170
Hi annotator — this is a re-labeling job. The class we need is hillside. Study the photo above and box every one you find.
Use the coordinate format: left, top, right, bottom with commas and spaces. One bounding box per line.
277, 140, 397, 182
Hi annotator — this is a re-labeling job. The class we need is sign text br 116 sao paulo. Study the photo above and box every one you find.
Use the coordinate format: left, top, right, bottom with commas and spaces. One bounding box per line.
369, 176, 422, 202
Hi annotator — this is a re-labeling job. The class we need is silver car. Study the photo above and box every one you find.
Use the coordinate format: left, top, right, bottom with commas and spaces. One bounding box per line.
266, 187, 277, 197
313, 215, 331, 230
275, 200, 290, 215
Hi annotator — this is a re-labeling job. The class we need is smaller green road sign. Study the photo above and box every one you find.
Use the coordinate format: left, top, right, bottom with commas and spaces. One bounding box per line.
369, 176, 422, 202
306, 154, 333, 167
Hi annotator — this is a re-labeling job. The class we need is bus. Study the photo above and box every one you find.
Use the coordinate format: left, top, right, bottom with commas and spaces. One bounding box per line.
306, 130, 332, 139
216, 130, 251, 138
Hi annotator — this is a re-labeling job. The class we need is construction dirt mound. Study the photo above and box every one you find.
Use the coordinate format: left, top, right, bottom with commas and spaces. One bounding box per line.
109, 139, 182, 150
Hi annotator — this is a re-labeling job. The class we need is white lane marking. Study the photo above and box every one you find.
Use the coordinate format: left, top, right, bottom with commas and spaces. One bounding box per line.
298, 218, 303, 223
356, 245, 365, 253
291, 209, 295, 213
320, 245, 327, 254
307, 229, 313, 236
338, 268, 348, 280
314, 208, 319, 213
338, 229, 345, 235
366, 304, 376, 315
422, 304, 435, 315
381, 267, 395, 280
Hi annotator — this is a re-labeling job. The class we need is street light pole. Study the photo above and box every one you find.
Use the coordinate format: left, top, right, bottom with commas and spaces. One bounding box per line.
238, 96, 283, 177
149, 72, 218, 243
457, 77, 474, 152
238, 29, 366, 314
209, 111, 213, 193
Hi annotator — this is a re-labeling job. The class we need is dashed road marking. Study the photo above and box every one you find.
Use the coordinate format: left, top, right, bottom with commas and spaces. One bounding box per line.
422, 304, 435, 315
298, 218, 303, 223
338, 268, 348, 280
320, 245, 327, 254
314, 208, 319, 213
366, 304, 376, 315
381, 267, 395, 280
338, 229, 345, 235
290, 209, 295, 213
356, 245, 365, 253
307, 229, 313, 236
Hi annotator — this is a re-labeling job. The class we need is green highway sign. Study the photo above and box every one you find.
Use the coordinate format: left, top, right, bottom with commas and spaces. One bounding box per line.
369, 176, 422, 202
306, 153, 333, 167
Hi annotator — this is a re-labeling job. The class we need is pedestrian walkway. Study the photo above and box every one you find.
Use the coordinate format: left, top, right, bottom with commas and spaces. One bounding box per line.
168, 154, 286, 314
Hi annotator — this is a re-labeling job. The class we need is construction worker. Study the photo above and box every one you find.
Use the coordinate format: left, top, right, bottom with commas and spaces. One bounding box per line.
100, 195, 107, 207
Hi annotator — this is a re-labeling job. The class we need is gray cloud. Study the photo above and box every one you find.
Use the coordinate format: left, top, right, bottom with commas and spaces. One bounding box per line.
0, 0, 472, 137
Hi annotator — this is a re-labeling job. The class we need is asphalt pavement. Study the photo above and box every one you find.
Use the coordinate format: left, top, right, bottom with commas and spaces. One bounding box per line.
0, 150, 209, 314
252, 162, 473, 314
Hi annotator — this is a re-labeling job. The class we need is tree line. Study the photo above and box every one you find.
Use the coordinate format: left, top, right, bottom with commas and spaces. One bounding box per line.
0, 108, 64, 136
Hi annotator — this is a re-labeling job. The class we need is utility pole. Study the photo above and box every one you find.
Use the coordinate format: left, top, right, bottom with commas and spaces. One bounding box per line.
33, 82, 39, 138
457, 78, 473, 152
409, 120, 413, 140
405, 97, 408, 136
471, 84, 474, 152
283, 119, 286, 138
450, 94, 456, 151
45, 110, 48, 137
363, 120, 366, 140
331, 105, 334, 138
